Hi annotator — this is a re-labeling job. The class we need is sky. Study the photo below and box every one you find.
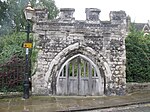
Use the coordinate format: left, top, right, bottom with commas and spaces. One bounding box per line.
55, 0, 150, 23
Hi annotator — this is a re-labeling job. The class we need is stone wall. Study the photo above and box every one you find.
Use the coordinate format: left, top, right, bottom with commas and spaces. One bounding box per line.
126, 83, 150, 93
32, 7, 128, 96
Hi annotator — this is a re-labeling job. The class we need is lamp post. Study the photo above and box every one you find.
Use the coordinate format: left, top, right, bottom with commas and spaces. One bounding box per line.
23, 2, 34, 99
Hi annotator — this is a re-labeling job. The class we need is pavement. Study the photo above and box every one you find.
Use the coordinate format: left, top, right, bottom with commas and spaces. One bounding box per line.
84, 103, 150, 112
0, 90, 150, 112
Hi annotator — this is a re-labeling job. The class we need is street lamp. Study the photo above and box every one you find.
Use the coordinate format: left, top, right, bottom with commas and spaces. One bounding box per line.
23, 2, 34, 99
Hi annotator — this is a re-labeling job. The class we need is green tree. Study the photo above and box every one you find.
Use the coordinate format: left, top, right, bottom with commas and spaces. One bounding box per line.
0, 32, 26, 64
38, 0, 59, 19
0, 0, 13, 35
6, 0, 27, 32
0, 0, 59, 66
126, 24, 150, 82
0, 0, 7, 24
0, 0, 59, 92
0, 0, 59, 34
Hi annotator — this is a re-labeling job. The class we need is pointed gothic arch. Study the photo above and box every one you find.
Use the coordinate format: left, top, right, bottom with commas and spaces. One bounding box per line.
45, 43, 112, 95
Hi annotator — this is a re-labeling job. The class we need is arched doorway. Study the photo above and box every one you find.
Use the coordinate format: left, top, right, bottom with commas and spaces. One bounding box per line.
56, 54, 104, 96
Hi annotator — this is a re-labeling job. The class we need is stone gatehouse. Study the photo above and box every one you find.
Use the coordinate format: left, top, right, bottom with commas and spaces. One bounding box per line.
32, 8, 127, 96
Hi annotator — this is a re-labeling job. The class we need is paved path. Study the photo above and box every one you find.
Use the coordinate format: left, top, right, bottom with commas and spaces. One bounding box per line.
0, 90, 150, 112
84, 103, 150, 112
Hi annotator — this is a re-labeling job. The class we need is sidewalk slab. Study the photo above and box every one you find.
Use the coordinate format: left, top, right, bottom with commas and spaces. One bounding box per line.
0, 90, 150, 112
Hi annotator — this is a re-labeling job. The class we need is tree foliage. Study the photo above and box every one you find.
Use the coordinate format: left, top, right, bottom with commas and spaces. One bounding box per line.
0, 0, 12, 35
0, 32, 39, 92
0, 1, 8, 24
0, 0, 59, 35
38, 0, 59, 19
0, 32, 26, 64
0, 0, 58, 92
126, 24, 150, 82
0, 0, 59, 73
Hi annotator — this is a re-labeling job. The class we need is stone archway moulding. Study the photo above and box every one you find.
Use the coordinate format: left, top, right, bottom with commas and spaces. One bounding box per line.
45, 43, 112, 94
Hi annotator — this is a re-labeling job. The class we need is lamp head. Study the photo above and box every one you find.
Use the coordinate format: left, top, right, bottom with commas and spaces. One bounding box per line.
24, 2, 35, 20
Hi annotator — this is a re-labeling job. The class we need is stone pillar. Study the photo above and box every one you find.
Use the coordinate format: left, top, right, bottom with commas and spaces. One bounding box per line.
34, 8, 48, 22
126, 15, 131, 32
109, 10, 127, 96
59, 8, 75, 21
109, 11, 126, 24
85, 8, 101, 22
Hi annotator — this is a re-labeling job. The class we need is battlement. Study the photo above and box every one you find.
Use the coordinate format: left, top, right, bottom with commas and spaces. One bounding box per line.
34, 8, 127, 25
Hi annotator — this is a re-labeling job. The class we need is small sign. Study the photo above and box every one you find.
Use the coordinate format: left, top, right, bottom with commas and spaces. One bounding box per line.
23, 42, 32, 48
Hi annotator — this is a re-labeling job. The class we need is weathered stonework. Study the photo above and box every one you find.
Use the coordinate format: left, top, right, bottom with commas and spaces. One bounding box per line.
32, 8, 127, 96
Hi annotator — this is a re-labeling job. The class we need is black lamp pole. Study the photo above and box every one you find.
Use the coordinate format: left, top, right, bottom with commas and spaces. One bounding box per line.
23, 2, 34, 99
23, 21, 30, 99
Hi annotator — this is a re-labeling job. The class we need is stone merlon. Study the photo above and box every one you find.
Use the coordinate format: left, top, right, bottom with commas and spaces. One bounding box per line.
59, 8, 75, 20
85, 8, 101, 21
109, 10, 127, 24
